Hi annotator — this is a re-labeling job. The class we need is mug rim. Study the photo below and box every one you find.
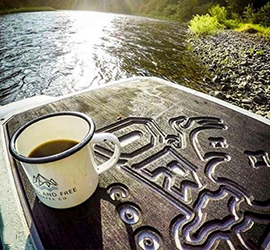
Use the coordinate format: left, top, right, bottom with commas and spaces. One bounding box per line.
9, 111, 95, 164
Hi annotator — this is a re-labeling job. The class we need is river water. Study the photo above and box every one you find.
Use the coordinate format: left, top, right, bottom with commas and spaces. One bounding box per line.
0, 11, 208, 105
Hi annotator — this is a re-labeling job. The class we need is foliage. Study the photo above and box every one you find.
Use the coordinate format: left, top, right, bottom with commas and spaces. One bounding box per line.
0, 0, 269, 31
189, 14, 225, 36
255, 2, 270, 27
137, 0, 213, 22
255, 50, 264, 56
242, 4, 257, 23
0, 6, 55, 14
236, 23, 270, 37
209, 4, 241, 29
209, 4, 227, 24
188, 1, 270, 37
225, 0, 268, 14
223, 19, 240, 29
234, 2, 270, 27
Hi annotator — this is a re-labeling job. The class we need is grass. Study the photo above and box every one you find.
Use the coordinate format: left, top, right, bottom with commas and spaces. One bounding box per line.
235, 23, 270, 38
189, 14, 225, 36
189, 4, 270, 39
189, 17, 270, 39
0, 6, 55, 15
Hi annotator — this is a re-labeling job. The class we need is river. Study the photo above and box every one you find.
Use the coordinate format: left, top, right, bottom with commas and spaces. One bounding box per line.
0, 11, 208, 106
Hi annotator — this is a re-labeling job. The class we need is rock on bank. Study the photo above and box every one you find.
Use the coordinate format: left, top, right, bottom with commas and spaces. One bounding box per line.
188, 30, 270, 119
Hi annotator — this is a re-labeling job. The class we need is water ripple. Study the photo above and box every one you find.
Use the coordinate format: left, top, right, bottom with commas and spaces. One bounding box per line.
0, 11, 207, 105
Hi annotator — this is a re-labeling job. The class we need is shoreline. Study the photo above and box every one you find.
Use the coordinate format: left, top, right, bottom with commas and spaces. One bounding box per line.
188, 30, 270, 119
1, 10, 269, 120
0, 7, 56, 15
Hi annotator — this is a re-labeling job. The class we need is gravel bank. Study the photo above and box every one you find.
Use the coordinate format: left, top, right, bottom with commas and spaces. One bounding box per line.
188, 30, 270, 119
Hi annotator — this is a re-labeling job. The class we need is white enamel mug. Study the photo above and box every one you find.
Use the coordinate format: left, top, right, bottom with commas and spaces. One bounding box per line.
9, 112, 121, 209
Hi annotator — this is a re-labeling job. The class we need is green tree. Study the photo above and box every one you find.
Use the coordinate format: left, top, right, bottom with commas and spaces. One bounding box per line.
243, 4, 256, 23
255, 2, 270, 27
226, 0, 257, 14
209, 4, 227, 23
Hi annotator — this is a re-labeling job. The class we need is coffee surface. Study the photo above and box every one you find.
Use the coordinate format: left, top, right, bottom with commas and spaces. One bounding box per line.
28, 139, 79, 158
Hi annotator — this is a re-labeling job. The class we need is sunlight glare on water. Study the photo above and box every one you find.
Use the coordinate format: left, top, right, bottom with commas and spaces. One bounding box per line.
0, 11, 208, 105
53, 11, 116, 91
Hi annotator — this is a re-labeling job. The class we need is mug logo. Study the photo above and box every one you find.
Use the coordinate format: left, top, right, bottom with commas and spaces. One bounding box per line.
33, 173, 58, 191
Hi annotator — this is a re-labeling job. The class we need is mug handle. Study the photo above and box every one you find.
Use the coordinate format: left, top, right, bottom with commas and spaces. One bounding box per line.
90, 133, 121, 174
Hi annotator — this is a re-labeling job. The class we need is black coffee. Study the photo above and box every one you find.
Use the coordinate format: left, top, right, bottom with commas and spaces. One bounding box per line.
28, 139, 79, 158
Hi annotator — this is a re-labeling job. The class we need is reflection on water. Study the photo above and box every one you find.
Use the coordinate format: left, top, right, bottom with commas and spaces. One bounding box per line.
0, 11, 207, 105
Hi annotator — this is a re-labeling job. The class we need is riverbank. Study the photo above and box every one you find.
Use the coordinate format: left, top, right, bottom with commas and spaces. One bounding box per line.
0, 6, 55, 15
188, 30, 270, 119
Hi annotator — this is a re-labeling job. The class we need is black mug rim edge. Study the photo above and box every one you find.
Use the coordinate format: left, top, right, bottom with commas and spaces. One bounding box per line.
9, 111, 95, 164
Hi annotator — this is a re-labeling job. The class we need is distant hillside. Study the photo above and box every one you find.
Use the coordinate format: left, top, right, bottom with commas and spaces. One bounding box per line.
0, 0, 142, 14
